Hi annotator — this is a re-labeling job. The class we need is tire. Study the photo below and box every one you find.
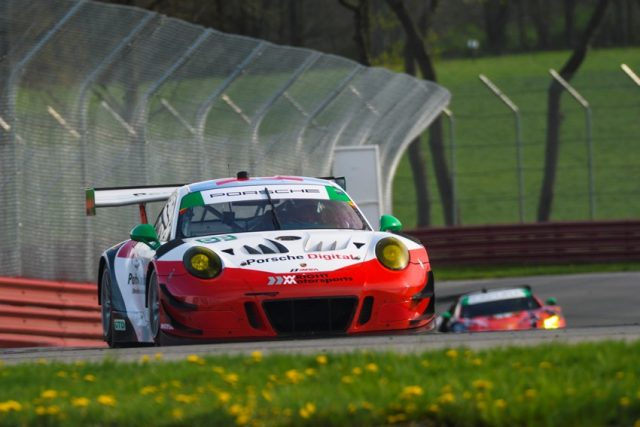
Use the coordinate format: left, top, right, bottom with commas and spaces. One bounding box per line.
100, 268, 116, 347
147, 272, 162, 345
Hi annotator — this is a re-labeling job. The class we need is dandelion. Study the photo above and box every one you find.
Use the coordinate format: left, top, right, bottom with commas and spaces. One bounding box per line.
428, 403, 440, 414
139, 354, 150, 363
175, 394, 197, 404
445, 349, 459, 359
217, 391, 231, 403
471, 358, 483, 366
56, 371, 67, 378
140, 386, 158, 395
472, 379, 493, 391
387, 413, 407, 424
36, 358, 49, 365
341, 375, 354, 384
438, 392, 456, 404
400, 385, 423, 400
285, 369, 304, 384
420, 360, 430, 368
365, 363, 379, 373
154, 352, 163, 360
171, 380, 183, 389
71, 397, 90, 408
44, 406, 61, 415
186, 354, 205, 365
348, 403, 357, 414
316, 354, 328, 365
83, 374, 96, 382
304, 368, 317, 376
41, 390, 58, 399
0, 400, 22, 413
352, 367, 363, 376
35, 406, 46, 416
97, 395, 116, 407
494, 399, 507, 409
539, 361, 552, 369
620, 397, 631, 407
299, 402, 316, 419
250, 351, 263, 363
224, 373, 240, 385
172, 408, 184, 420
262, 390, 273, 402
525, 389, 537, 399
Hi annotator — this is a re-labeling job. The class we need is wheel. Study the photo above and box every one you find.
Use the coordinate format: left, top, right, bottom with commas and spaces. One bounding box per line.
147, 272, 162, 345
100, 268, 116, 347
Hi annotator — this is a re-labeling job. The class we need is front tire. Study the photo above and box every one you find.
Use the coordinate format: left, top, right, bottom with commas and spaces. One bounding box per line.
100, 268, 116, 347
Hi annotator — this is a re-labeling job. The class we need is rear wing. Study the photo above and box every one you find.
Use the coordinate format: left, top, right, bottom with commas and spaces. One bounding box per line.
85, 184, 183, 223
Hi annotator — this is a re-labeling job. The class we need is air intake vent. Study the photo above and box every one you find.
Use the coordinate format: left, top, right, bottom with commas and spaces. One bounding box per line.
263, 297, 357, 335
243, 239, 289, 255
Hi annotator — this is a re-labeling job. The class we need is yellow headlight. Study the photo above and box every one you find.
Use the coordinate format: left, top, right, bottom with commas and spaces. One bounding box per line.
375, 237, 409, 270
543, 315, 560, 330
183, 247, 222, 279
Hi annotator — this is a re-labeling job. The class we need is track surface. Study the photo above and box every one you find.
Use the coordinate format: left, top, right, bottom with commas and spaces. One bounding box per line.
1, 272, 638, 365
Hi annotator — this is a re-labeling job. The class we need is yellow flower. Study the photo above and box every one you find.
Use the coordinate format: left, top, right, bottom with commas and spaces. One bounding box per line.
387, 413, 407, 424
616, 371, 625, 380
438, 392, 456, 404
186, 354, 205, 365
365, 363, 379, 373
39, 406, 60, 415
35, 406, 46, 416
316, 354, 328, 365
217, 391, 231, 403
71, 397, 90, 408
352, 367, 363, 376
139, 354, 150, 363
400, 385, 423, 400
539, 361, 552, 369
154, 352, 163, 360
620, 397, 631, 407
140, 386, 158, 395
285, 369, 304, 384
261, 390, 273, 402
446, 349, 459, 359
224, 373, 240, 385
172, 408, 184, 420
634, 420, 640, 427
250, 351, 263, 363
304, 368, 317, 376
420, 360, 430, 368
97, 395, 116, 407
83, 374, 96, 382
341, 375, 354, 384
175, 394, 197, 404
299, 402, 316, 419
41, 390, 58, 399
525, 389, 537, 399
471, 358, 483, 366
472, 379, 494, 391
428, 403, 439, 413
494, 399, 507, 409
0, 400, 22, 412
56, 371, 67, 378
348, 403, 357, 414
36, 358, 49, 365
212, 366, 225, 374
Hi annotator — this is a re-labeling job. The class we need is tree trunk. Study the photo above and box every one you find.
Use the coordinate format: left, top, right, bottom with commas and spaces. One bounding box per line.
385, 0, 454, 226
483, 0, 510, 53
404, 43, 430, 226
563, 0, 576, 47
338, 0, 372, 66
514, 0, 529, 50
537, 0, 611, 222
530, 0, 551, 49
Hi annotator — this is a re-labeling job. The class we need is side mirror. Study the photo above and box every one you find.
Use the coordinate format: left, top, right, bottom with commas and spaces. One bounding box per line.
545, 297, 557, 306
441, 311, 452, 319
130, 224, 161, 250
380, 214, 402, 232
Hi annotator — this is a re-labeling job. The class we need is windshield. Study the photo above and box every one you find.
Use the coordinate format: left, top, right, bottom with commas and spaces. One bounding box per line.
461, 297, 541, 318
176, 198, 370, 238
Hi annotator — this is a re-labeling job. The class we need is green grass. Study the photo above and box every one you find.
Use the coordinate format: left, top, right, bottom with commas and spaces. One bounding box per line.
393, 47, 640, 227
0, 342, 639, 426
434, 261, 640, 281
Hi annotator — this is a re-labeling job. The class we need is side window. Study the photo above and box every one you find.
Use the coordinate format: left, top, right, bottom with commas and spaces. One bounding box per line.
155, 193, 177, 242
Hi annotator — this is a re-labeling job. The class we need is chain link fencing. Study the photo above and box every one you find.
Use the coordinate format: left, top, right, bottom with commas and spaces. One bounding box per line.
0, 0, 450, 282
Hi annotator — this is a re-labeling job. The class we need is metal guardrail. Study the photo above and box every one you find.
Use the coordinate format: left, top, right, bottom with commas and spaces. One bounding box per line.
0, 277, 104, 348
407, 220, 640, 266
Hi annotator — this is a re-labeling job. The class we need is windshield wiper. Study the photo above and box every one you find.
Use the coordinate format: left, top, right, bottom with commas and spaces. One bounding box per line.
264, 187, 282, 230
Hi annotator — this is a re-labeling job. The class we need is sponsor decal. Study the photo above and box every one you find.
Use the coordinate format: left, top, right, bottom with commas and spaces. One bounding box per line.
197, 235, 237, 244
307, 253, 360, 261
267, 273, 353, 286
241, 255, 304, 266
290, 267, 319, 272
113, 319, 126, 331
201, 185, 329, 204
127, 273, 145, 294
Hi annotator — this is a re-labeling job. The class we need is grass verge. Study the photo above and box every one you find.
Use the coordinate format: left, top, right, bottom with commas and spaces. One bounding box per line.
1, 341, 639, 426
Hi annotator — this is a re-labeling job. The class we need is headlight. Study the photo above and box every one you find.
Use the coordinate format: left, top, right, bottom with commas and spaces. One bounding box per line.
543, 315, 560, 330
375, 237, 409, 270
183, 247, 222, 279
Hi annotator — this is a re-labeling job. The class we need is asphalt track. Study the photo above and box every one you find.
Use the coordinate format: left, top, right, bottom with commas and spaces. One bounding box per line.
1, 272, 638, 365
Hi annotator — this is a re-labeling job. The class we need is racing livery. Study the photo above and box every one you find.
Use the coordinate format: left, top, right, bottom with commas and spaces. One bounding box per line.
87, 174, 435, 347
437, 286, 565, 333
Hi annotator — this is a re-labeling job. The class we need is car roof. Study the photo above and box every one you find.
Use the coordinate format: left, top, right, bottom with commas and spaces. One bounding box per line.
461, 287, 532, 305
184, 175, 338, 193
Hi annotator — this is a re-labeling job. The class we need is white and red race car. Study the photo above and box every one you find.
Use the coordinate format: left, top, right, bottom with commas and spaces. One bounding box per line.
86, 173, 435, 347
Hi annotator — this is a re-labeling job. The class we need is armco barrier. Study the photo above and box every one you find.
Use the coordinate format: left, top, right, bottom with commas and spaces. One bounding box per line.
406, 220, 640, 266
0, 277, 104, 348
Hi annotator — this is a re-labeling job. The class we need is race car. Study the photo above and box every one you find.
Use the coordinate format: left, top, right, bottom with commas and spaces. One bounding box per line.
86, 173, 435, 347
437, 286, 565, 333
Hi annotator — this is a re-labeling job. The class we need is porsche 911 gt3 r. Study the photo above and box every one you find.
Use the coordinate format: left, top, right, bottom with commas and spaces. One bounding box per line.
86, 173, 435, 347
437, 286, 565, 333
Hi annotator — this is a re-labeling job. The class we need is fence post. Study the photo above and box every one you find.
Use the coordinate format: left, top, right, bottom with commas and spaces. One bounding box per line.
479, 74, 525, 223
549, 69, 595, 220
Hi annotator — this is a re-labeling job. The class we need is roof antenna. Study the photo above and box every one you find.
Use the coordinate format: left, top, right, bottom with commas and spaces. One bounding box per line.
237, 171, 249, 180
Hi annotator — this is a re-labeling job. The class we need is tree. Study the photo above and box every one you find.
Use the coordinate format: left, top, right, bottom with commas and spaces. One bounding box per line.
537, 0, 611, 221
337, 0, 372, 66
385, 0, 454, 226
483, 0, 510, 53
